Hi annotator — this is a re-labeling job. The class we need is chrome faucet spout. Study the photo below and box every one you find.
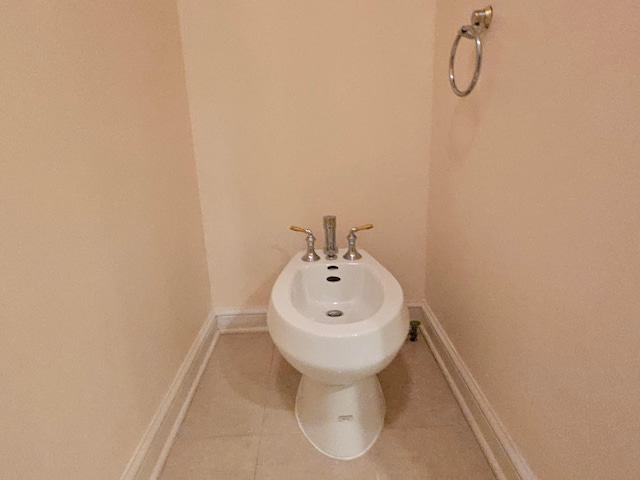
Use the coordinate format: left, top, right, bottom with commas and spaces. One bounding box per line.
323, 215, 337, 260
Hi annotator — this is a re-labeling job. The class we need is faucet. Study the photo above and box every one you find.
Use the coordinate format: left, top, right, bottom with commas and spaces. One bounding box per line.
323, 215, 337, 260
343, 224, 374, 260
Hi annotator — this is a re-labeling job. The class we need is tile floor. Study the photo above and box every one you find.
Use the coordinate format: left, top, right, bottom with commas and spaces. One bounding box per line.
159, 332, 496, 480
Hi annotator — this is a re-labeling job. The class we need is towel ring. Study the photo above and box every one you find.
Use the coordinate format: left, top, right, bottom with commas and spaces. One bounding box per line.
449, 6, 493, 97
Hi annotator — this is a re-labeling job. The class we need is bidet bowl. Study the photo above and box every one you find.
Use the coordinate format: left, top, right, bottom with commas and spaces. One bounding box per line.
267, 248, 409, 385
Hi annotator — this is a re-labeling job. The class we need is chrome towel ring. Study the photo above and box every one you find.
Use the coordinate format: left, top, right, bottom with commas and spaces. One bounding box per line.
449, 6, 493, 97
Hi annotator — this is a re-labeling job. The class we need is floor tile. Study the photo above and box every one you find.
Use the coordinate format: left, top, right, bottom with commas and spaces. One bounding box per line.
368, 426, 496, 480
178, 333, 273, 438
254, 426, 494, 480
160, 434, 259, 480
254, 430, 377, 480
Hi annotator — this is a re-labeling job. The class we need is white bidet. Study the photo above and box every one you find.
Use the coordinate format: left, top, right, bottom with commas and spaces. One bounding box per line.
267, 248, 409, 459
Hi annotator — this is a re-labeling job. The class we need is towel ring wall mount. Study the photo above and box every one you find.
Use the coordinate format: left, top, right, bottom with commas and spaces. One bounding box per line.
449, 6, 493, 97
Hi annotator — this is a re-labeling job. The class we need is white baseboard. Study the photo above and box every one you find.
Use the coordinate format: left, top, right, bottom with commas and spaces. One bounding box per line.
417, 303, 536, 480
215, 307, 268, 334
215, 306, 421, 333
214, 305, 424, 333
120, 310, 219, 480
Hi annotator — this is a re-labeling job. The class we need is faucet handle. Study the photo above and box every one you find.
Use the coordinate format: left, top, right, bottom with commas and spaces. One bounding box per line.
343, 224, 374, 261
350, 223, 374, 233
290, 225, 314, 235
290, 226, 320, 262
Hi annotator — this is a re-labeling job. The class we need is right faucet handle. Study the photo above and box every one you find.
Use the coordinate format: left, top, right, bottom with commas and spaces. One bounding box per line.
350, 224, 374, 233
343, 224, 374, 261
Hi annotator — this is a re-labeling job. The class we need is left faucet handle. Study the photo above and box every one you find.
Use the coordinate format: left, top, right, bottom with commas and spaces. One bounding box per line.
290, 225, 313, 235
290, 226, 320, 262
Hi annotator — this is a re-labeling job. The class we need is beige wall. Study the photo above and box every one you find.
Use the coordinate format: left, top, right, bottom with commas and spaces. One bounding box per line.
426, 1, 640, 478
0, 2, 210, 479
178, 0, 435, 308
6, 0, 636, 477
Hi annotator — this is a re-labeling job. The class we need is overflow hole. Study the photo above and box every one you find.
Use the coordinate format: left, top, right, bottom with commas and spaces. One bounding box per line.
326, 276, 341, 282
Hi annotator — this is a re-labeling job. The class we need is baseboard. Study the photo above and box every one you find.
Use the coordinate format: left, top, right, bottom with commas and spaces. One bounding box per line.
216, 305, 421, 333
120, 310, 219, 480
417, 303, 536, 480
215, 307, 268, 334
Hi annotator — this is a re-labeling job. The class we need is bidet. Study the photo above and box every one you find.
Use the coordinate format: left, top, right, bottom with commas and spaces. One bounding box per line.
267, 247, 409, 459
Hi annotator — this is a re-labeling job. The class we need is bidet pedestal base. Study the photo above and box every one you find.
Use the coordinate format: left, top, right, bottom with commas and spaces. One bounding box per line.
295, 374, 385, 460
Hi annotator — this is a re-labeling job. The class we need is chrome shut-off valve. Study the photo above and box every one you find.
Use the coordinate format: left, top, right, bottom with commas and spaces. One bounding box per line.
343, 224, 374, 261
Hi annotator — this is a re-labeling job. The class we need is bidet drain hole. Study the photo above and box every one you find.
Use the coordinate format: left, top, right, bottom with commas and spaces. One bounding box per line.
326, 276, 341, 282
327, 265, 339, 270
326, 310, 344, 317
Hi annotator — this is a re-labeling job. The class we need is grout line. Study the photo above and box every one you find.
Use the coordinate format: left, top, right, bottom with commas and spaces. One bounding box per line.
252, 433, 265, 480
185, 432, 266, 439
252, 345, 275, 480
260, 344, 277, 435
